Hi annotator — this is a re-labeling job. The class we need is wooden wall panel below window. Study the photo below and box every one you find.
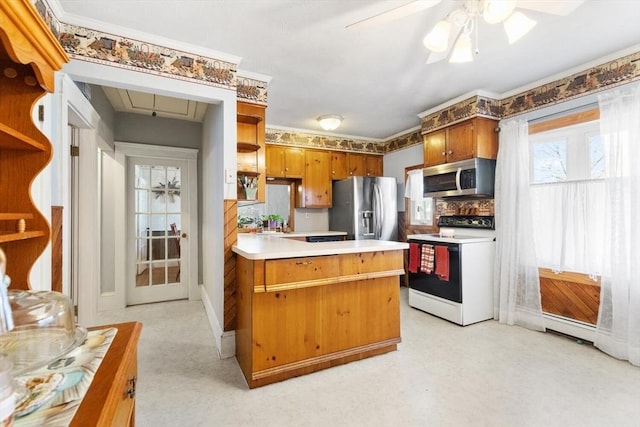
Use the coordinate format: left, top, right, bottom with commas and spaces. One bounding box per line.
539, 268, 600, 325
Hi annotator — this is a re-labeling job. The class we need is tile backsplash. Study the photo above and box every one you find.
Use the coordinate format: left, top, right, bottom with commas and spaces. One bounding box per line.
435, 199, 494, 218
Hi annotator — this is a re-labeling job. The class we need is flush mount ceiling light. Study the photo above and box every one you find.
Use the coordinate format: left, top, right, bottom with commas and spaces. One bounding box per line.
317, 114, 343, 131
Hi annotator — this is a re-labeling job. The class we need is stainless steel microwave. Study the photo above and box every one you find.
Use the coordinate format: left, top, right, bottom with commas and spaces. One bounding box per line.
423, 158, 496, 198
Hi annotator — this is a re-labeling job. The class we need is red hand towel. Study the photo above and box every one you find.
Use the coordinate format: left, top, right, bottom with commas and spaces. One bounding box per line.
434, 245, 449, 281
420, 244, 434, 274
409, 243, 420, 273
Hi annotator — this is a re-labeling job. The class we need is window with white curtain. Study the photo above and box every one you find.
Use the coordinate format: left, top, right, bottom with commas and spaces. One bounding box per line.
529, 119, 605, 276
409, 198, 433, 226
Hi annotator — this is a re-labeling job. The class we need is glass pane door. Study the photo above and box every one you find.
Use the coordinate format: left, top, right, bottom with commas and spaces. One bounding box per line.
134, 164, 182, 288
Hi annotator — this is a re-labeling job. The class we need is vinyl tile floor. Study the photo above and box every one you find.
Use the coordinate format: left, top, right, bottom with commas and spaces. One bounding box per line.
96, 287, 640, 427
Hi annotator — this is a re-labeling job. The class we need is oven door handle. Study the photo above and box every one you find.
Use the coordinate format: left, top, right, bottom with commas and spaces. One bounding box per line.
408, 241, 460, 252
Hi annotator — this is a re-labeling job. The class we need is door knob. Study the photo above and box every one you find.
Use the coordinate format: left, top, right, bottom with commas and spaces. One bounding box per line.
181, 233, 187, 238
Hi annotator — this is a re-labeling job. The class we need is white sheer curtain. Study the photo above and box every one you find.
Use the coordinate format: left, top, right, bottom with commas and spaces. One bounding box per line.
493, 119, 545, 331
595, 85, 640, 366
531, 180, 605, 276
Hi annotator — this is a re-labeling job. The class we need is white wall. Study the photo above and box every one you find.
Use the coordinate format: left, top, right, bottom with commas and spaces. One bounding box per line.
294, 208, 329, 231
383, 143, 423, 212
201, 98, 238, 359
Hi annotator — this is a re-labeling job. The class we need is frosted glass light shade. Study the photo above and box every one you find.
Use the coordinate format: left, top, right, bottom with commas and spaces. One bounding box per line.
483, 0, 516, 24
449, 33, 473, 63
317, 114, 343, 131
423, 20, 451, 52
504, 11, 537, 44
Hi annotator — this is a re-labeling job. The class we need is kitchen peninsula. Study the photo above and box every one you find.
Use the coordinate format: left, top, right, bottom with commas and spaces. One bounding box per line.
233, 235, 408, 388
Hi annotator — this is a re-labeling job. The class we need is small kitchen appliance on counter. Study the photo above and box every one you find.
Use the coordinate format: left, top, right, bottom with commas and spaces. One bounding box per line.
407, 215, 496, 326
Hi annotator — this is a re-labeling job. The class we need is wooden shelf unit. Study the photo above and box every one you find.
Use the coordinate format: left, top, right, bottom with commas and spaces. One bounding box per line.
0, 0, 69, 289
237, 102, 266, 202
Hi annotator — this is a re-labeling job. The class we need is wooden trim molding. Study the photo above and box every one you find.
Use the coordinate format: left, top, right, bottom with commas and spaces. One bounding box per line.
251, 338, 400, 381
529, 108, 600, 135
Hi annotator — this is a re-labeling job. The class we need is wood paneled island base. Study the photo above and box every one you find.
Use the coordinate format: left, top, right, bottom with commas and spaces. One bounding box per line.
234, 242, 405, 388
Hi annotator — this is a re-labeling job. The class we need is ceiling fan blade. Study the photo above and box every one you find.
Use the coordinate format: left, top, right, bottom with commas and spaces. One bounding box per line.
346, 0, 442, 31
516, 0, 585, 16
426, 23, 463, 65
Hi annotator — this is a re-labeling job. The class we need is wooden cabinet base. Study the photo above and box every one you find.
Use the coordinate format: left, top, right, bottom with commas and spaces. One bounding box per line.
72, 322, 142, 426
236, 252, 403, 389
248, 340, 398, 388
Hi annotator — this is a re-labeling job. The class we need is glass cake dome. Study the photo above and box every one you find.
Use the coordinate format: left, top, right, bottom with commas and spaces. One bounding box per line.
0, 290, 86, 375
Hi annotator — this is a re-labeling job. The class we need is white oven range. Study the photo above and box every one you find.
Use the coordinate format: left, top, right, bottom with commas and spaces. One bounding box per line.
407, 215, 495, 326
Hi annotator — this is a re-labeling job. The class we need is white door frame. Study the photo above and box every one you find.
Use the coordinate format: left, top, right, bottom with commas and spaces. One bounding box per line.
115, 142, 199, 305
49, 74, 103, 327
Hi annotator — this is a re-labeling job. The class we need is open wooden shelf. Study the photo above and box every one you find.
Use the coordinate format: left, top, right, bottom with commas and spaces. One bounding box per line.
0, 123, 47, 151
0, 213, 34, 220
0, 230, 47, 243
237, 142, 261, 152
237, 170, 260, 176
237, 113, 263, 124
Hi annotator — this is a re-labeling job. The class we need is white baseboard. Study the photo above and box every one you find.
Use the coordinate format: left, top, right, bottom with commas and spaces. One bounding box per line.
200, 286, 236, 359
543, 313, 596, 342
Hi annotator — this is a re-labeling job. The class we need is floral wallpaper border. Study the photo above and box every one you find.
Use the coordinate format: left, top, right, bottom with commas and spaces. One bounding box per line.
34, 0, 268, 104
420, 51, 640, 136
420, 95, 503, 134
265, 129, 386, 154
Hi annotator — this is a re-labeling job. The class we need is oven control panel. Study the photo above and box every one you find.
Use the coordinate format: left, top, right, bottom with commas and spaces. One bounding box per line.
437, 215, 494, 230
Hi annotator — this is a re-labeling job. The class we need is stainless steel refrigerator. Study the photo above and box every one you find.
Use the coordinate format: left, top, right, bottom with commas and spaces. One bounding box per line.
329, 176, 397, 241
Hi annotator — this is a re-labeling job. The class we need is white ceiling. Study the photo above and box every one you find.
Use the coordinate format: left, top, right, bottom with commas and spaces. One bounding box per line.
56, 0, 640, 140
102, 88, 208, 122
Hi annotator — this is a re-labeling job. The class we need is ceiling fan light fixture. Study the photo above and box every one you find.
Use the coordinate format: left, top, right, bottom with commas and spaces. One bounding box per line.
482, 0, 517, 24
504, 11, 537, 44
317, 114, 343, 131
423, 20, 451, 52
449, 32, 473, 63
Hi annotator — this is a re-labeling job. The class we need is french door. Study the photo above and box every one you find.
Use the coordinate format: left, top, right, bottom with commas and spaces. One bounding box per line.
126, 157, 189, 305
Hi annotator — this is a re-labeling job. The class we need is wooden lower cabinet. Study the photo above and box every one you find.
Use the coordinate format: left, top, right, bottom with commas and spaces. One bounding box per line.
236, 251, 403, 388
71, 322, 142, 426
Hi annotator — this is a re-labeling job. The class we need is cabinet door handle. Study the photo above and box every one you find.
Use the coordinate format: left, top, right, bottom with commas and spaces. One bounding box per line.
448, 150, 453, 155
295, 261, 313, 266
442, 151, 446, 156
127, 375, 137, 399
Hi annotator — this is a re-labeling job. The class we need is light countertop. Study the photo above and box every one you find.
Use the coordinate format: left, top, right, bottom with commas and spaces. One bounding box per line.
248, 231, 347, 238
407, 234, 495, 244
233, 234, 409, 260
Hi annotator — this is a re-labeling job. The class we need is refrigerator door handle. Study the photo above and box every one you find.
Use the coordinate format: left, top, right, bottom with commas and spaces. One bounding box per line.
373, 183, 383, 239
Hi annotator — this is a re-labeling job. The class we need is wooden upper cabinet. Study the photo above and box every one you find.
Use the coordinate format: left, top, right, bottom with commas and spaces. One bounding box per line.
0, 0, 68, 289
346, 153, 383, 177
365, 155, 383, 177
423, 129, 447, 166
302, 149, 332, 208
330, 151, 348, 180
266, 145, 304, 178
423, 117, 498, 166
347, 153, 365, 176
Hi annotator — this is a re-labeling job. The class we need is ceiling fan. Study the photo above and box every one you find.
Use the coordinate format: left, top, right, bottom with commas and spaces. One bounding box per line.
347, 0, 585, 64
